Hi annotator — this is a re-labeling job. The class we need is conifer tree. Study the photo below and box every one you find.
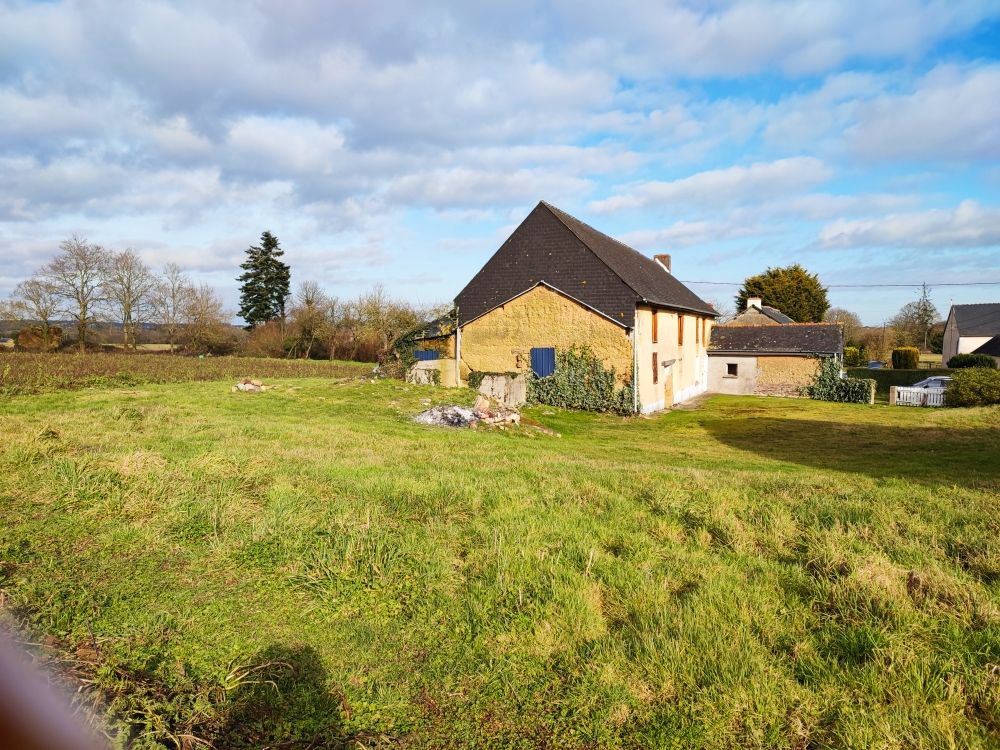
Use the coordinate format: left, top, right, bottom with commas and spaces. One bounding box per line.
237, 231, 291, 329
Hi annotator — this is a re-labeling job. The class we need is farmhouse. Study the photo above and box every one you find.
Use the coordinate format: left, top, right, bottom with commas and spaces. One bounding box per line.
415, 201, 718, 413
708, 322, 843, 397
941, 303, 1000, 362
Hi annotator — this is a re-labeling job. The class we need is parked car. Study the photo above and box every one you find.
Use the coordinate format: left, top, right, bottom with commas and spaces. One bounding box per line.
867, 361, 884, 369
911, 376, 952, 389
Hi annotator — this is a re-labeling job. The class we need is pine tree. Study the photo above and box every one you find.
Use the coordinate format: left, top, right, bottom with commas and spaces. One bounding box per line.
237, 231, 291, 329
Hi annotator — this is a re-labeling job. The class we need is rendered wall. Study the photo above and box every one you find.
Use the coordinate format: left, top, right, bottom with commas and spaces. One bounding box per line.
635, 306, 712, 411
458, 285, 633, 383
708, 356, 758, 394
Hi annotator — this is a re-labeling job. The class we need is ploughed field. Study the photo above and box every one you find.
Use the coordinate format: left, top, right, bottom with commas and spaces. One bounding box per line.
1, 377, 998, 749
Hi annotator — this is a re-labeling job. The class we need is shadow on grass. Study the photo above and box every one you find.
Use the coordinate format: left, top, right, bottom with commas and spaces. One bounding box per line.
216, 643, 353, 749
704, 417, 1000, 487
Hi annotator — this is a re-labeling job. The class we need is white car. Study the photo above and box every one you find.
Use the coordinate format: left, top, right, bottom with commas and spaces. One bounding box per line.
911, 376, 952, 389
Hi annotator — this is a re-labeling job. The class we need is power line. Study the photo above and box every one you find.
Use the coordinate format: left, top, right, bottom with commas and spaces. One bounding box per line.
679, 280, 1000, 288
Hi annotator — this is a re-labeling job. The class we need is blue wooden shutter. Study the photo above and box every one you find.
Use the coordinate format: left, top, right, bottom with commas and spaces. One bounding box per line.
531, 347, 556, 377
413, 349, 439, 361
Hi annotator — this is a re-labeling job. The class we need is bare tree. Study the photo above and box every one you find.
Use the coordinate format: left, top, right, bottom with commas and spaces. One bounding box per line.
11, 278, 62, 350
42, 236, 110, 352
103, 249, 158, 350
706, 297, 735, 324
824, 307, 863, 344
182, 284, 230, 353
287, 280, 334, 359
355, 284, 421, 355
151, 262, 193, 353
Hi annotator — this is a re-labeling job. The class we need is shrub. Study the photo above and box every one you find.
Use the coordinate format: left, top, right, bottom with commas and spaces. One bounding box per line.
945, 368, 1000, 407
807, 357, 875, 404
528, 346, 635, 415
891, 347, 920, 370
947, 353, 997, 370
843, 346, 864, 367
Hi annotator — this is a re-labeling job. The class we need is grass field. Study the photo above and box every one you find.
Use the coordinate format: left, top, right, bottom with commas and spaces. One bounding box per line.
0, 352, 372, 394
1, 378, 999, 748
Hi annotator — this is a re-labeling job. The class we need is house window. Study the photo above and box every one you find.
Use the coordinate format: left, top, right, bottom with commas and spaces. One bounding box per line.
678, 314, 685, 346
530, 347, 556, 377
726, 362, 738, 377
652, 311, 658, 343
695, 316, 701, 345
414, 349, 439, 361
702, 319, 707, 344
652, 352, 658, 384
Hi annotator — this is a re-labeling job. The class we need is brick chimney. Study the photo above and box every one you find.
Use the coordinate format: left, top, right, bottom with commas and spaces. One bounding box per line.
654, 253, 671, 273
747, 296, 763, 310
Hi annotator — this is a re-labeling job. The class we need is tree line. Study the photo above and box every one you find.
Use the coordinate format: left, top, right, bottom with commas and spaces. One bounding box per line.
2, 232, 436, 363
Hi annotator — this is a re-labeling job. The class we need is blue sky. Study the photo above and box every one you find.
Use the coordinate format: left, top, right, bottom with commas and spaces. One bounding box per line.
1, 0, 998, 324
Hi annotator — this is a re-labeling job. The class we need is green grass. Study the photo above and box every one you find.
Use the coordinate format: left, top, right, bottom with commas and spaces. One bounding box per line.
1, 379, 999, 748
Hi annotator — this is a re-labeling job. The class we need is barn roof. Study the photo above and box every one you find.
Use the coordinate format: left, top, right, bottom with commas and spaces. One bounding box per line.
454, 201, 717, 327
972, 335, 1000, 357
709, 323, 843, 355
950, 303, 1000, 336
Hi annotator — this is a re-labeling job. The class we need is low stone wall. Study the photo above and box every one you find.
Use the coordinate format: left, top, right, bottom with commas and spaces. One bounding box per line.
754, 356, 818, 397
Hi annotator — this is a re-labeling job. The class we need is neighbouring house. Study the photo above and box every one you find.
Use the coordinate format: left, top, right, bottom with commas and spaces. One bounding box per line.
708, 323, 843, 397
941, 303, 1000, 362
971, 335, 1000, 367
412, 200, 718, 412
722, 297, 794, 326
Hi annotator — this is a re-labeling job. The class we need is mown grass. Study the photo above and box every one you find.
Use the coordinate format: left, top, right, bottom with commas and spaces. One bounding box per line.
0, 351, 372, 395
1, 379, 998, 748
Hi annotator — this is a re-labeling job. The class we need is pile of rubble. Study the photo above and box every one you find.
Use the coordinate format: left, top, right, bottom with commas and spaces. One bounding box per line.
231, 378, 274, 393
412, 395, 520, 428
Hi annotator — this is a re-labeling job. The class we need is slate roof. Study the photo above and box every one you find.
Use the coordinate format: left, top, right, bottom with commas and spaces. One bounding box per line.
725, 305, 794, 325
756, 305, 794, 324
455, 201, 716, 327
709, 323, 843, 355
950, 303, 1000, 336
972, 335, 1000, 357
541, 202, 717, 317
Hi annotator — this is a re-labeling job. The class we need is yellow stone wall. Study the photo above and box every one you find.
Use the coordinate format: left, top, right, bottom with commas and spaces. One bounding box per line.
755, 356, 819, 396
459, 285, 633, 383
415, 334, 456, 358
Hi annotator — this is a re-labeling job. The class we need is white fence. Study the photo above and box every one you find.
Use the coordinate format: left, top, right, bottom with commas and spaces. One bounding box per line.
891, 386, 946, 407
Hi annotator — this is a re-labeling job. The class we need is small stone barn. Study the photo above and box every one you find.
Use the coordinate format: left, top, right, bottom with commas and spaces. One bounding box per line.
414, 201, 718, 412
708, 324, 843, 396
941, 303, 1000, 362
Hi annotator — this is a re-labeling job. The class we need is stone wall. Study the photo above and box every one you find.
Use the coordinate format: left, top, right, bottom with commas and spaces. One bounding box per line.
754, 355, 819, 396
459, 285, 633, 383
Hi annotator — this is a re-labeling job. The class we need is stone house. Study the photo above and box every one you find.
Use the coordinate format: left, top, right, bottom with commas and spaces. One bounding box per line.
413, 201, 718, 413
941, 303, 1000, 363
722, 297, 793, 326
708, 323, 843, 396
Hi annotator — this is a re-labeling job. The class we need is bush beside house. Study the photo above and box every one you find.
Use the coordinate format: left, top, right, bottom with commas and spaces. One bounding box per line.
807, 358, 875, 404
528, 346, 635, 415
945, 368, 1000, 407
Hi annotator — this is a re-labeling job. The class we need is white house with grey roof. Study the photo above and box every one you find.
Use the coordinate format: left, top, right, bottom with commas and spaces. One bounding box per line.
941, 303, 1000, 363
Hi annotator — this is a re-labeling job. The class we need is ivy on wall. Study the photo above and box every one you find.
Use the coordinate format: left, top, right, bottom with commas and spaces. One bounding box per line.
528, 346, 635, 415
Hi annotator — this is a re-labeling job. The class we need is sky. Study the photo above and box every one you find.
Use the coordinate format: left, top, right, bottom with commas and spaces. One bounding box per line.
1, 0, 999, 325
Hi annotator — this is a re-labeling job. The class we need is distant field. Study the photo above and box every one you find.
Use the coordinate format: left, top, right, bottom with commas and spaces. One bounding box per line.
0, 352, 372, 394
1, 380, 998, 748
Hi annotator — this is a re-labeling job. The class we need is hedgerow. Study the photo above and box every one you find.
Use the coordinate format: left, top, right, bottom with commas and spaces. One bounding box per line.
807, 357, 875, 404
528, 346, 635, 415
947, 353, 997, 369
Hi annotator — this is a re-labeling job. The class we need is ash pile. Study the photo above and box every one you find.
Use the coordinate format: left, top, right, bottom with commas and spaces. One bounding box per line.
413, 395, 520, 428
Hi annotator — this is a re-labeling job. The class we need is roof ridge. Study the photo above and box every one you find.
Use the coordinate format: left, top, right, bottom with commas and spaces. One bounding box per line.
541, 200, 655, 267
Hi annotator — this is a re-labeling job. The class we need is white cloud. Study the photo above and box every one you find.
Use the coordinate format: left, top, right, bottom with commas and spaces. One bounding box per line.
620, 220, 770, 249
589, 157, 832, 213
849, 63, 1000, 161
819, 200, 1000, 248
